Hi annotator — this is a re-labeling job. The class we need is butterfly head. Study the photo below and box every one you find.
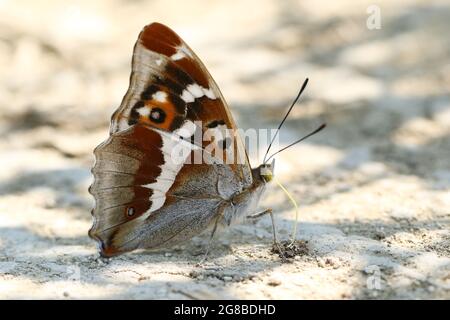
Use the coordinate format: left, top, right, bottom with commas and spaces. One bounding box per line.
258, 159, 275, 183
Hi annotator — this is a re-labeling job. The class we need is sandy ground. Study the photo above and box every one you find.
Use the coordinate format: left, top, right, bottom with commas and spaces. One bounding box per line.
0, 0, 449, 299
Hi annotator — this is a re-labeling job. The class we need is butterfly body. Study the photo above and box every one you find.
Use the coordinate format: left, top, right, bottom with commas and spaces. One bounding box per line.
89, 23, 274, 257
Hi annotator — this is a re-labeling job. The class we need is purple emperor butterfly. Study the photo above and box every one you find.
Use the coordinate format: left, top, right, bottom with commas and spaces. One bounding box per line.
88, 22, 325, 258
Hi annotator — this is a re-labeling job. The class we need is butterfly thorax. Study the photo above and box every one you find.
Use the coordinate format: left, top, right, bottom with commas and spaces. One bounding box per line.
220, 163, 273, 227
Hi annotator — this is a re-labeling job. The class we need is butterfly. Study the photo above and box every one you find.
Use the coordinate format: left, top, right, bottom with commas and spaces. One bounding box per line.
88, 22, 325, 258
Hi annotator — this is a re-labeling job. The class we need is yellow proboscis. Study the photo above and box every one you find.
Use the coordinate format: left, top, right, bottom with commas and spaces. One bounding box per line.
273, 177, 299, 247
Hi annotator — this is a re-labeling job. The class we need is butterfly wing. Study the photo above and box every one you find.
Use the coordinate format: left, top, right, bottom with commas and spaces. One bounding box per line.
89, 23, 253, 256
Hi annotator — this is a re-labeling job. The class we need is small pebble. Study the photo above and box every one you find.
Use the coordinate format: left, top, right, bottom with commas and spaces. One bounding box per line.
325, 257, 341, 269
267, 278, 281, 286
374, 231, 386, 240
164, 252, 172, 257
317, 258, 326, 268
223, 276, 233, 282
189, 270, 199, 278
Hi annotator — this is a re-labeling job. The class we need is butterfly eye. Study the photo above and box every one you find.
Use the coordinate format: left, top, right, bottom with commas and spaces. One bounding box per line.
126, 207, 135, 217
260, 165, 273, 182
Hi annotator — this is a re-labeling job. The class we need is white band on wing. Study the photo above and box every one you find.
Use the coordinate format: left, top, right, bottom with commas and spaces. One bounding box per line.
140, 120, 198, 218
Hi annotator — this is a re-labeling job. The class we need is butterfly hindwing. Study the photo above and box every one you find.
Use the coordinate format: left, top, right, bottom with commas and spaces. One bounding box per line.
92, 142, 246, 256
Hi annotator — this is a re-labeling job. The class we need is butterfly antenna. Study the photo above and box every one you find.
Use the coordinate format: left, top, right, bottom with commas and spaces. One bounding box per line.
263, 78, 309, 164
265, 123, 326, 163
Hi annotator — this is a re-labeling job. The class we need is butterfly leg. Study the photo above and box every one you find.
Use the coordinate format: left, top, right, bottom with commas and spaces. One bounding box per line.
197, 215, 221, 266
269, 210, 287, 262
247, 208, 273, 219
247, 209, 287, 262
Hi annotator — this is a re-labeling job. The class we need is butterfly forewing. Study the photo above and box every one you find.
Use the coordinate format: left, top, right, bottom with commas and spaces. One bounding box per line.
113, 23, 233, 133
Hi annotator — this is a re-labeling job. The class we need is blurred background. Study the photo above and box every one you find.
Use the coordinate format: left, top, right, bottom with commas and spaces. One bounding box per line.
0, 0, 449, 299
